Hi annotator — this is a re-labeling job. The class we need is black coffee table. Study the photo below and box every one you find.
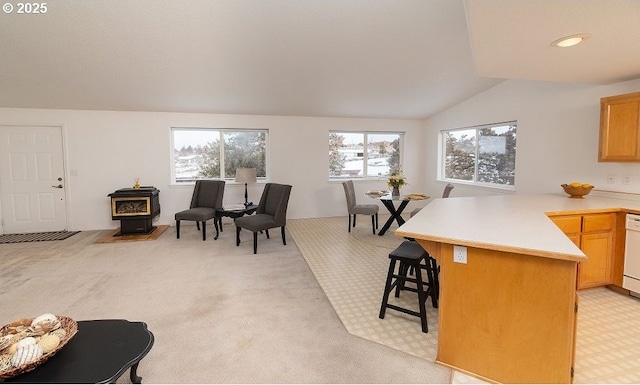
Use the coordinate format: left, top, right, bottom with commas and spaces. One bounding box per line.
214, 204, 258, 239
7, 319, 154, 384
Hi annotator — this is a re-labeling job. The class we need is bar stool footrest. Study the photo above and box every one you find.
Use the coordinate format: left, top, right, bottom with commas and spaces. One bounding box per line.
384, 304, 422, 318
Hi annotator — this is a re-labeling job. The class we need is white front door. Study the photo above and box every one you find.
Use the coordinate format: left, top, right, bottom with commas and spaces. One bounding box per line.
0, 126, 67, 234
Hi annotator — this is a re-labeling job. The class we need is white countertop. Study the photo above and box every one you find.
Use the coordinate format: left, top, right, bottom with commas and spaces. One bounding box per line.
395, 193, 640, 262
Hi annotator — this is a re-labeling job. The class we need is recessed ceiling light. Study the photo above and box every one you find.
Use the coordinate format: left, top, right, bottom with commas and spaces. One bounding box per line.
551, 33, 591, 48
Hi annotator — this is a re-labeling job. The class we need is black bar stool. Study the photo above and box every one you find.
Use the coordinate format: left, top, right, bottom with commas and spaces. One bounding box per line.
379, 240, 439, 333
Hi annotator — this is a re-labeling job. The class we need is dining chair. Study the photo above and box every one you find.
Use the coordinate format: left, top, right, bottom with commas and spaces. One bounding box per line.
410, 183, 454, 218
234, 183, 292, 254
342, 180, 379, 234
174, 180, 225, 241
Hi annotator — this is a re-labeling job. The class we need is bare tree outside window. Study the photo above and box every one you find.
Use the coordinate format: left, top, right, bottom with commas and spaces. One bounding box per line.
329, 133, 346, 177
172, 128, 267, 183
443, 122, 516, 187
223, 131, 267, 178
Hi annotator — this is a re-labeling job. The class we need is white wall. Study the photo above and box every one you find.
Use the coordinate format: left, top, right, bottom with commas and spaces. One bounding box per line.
9, 77, 636, 232
0, 108, 426, 231
422, 78, 640, 198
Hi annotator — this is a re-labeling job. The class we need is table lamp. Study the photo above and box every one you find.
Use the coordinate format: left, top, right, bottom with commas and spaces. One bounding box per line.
235, 168, 257, 207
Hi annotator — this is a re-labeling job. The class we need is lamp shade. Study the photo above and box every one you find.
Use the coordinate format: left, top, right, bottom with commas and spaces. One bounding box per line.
235, 168, 257, 184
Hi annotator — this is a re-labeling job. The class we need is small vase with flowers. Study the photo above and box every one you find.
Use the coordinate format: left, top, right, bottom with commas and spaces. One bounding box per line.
387, 170, 407, 198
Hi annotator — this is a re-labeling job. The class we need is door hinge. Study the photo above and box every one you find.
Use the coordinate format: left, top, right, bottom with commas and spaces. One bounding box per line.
571, 366, 574, 378
575, 302, 578, 313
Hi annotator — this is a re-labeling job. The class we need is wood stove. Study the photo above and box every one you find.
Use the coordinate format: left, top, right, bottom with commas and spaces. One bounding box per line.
108, 187, 160, 235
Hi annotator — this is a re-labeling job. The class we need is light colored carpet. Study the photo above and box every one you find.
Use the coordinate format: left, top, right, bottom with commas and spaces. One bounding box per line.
5, 216, 637, 383
0, 220, 450, 384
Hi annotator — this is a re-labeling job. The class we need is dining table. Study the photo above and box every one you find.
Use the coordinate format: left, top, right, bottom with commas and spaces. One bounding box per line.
366, 191, 429, 236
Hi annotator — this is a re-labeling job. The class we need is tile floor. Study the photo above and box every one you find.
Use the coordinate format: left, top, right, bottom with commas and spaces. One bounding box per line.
288, 215, 640, 384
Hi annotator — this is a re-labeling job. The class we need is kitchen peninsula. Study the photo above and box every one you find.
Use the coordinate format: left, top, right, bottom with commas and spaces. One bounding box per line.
395, 193, 640, 384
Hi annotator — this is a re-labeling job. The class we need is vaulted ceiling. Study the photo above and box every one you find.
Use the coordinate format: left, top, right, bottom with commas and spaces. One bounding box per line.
0, 0, 638, 119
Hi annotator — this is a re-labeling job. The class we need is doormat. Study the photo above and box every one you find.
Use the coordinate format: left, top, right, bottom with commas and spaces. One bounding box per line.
0, 231, 80, 244
94, 225, 169, 244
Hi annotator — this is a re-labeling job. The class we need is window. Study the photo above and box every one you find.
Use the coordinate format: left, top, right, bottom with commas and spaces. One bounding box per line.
441, 121, 517, 188
329, 131, 403, 179
172, 128, 267, 183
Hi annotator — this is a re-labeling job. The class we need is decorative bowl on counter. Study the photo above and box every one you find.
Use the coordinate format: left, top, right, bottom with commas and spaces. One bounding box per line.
561, 183, 594, 198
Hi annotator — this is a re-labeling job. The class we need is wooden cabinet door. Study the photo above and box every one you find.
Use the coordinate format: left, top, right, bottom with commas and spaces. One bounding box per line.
550, 215, 582, 235
578, 232, 614, 289
582, 213, 615, 232
599, 92, 640, 162
549, 212, 618, 289
568, 234, 581, 247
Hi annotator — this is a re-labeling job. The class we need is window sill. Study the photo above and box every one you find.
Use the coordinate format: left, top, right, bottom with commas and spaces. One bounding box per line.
329, 177, 388, 183
169, 180, 267, 188
438, 179, 516, 193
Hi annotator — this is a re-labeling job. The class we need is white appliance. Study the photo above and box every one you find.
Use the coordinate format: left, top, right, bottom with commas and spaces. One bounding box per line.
624, 213, 640, 298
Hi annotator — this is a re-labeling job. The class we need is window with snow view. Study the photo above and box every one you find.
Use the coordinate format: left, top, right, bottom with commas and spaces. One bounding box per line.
441, 121, 517, 188
329, 132, 404, 179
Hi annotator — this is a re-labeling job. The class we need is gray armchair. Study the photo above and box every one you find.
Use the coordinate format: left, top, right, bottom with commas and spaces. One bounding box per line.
234, 183, 292, 254
175, 180, 225, 241
342, 180, 378, 234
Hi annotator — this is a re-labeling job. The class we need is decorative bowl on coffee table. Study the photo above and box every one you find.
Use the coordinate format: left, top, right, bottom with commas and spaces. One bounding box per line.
561, 183, 594, 198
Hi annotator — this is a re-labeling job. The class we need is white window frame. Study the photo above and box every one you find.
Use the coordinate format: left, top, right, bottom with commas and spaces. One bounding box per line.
328, 131, 404, 180
171, 127, 269, 185
438, 121, 517, 191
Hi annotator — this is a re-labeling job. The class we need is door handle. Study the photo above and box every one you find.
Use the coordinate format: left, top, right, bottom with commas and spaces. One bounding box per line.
51, 184, 63, 188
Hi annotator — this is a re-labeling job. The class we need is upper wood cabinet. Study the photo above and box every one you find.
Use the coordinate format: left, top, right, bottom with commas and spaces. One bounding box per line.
599, 91, 640, 162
